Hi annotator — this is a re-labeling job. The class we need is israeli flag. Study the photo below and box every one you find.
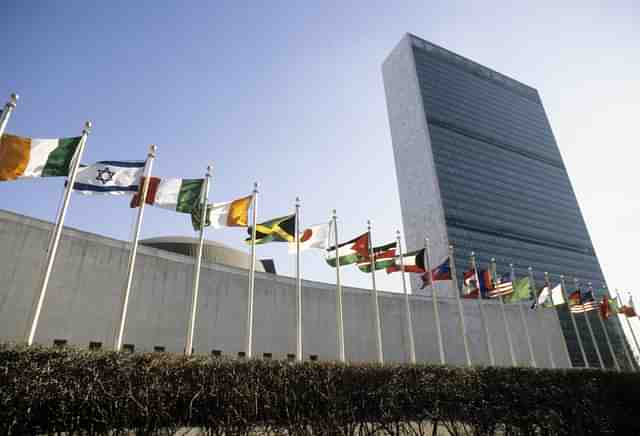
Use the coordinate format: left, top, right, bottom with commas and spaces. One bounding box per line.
73, 161, 145, 195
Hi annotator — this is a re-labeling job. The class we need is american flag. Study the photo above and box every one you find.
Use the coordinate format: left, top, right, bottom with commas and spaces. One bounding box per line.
569, 289, 599, 313
489, 273, 513, 298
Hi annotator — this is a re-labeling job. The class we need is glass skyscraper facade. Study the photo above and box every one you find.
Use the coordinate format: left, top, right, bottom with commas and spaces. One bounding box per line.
383, 33, 633, 369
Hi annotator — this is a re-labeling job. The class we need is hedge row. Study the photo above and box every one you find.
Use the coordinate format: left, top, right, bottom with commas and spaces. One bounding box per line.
1, 344, 639, 435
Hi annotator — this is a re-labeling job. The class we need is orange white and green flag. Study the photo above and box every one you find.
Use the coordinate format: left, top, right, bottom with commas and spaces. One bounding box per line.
0, 133, 81, 181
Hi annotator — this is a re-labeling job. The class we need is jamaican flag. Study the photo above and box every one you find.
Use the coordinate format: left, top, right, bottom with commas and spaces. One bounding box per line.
246, 214, 296, 244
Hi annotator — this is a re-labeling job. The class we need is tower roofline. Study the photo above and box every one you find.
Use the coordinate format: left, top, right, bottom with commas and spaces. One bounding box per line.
402, 33, 539, 101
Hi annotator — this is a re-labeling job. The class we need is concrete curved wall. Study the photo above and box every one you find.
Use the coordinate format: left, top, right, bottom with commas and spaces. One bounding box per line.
0, 209, 571, 367
140, 236, 266, 273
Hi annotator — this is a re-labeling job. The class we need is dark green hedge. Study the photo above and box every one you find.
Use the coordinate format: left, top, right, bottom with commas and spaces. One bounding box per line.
1, 344, 639, 435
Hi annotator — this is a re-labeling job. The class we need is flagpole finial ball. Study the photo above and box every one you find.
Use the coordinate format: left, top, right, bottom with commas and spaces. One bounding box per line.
253, 182, 259, 192
296, 196, 300, 204
470, 251, 475, 256
528, 266, 532, 271
491, 257, 495, 262
560, 274, 564, 279
509, 263, 513, 268
9, 93, 18, 106
148, 145, 157, 156
83, 121, 92, 134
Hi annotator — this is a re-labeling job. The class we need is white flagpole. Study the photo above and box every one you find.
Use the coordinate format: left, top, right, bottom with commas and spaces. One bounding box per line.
0, 93, 18, 139
512, 265, 536, 367
471, 252, 494, 366
493, 258, 516, 366
577, 279, 604, 368
114, 145, 156, 351
26, 121, 91, 346
425, 238, 445, 364
295, 197, 303, 361
450, 245, 471, 366
521, 267, 538, 367
609, 289, 635, 371
595, 288, 619, 371
561, 275, 589, 367
542, 272, 557, 369
367, 220, 384, 364
185, 165, 212, 356
332, 210, 345, 362
620, 292, 640, 368
616, 291, 639, 370
396, 231, 416, 364
245, 182, 259, 358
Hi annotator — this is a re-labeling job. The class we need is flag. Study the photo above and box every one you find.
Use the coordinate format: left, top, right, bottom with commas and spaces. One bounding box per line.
0, 133, 81, 181
73, 161, 144, 195
419, 257, 451, 289
192, 195, 253, 231
288, 223, 330, 253
131, 177, 204, 213
326, 232, 369, 267
568, 290, 583, 312
580, 288, 600, 312
533, 286, 550, 309
462, 270, 479, 298
357, 242, 397, 273
478, 269, 493, 297
246, 214, 296, 244
386, 248, 425, 274
550, 284, 565, 306
620, 295, 637, 317
504, 277, 532, 303
488, 273, 513, 298
600, 297, 614, 320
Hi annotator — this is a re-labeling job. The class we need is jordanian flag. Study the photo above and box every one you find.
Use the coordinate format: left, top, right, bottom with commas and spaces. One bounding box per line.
326, 232, 369, 267
130, 177, 204, 213
246, 214, 295, 244
357, 241, 397, 273
386, 248, 425, 274
0, 133, 81, 181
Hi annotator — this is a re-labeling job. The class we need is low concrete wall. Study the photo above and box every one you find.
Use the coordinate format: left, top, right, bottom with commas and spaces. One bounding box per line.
0, 210, 571, 367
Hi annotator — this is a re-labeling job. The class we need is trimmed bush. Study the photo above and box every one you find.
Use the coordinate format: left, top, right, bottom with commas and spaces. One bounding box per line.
1, 344, 639, 435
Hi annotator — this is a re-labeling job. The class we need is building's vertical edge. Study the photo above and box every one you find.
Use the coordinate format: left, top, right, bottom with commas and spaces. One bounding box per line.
382, 35, 450, 296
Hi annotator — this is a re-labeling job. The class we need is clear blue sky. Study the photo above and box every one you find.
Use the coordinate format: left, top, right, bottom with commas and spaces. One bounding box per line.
2, 1, 638, 300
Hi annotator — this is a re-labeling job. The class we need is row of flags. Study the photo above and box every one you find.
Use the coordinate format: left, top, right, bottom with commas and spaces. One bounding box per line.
1, 95, 638, 370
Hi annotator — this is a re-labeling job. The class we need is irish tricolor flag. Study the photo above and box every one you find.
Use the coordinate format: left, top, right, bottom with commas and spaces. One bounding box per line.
0, 134, 81, 181
130, 176, 204, 213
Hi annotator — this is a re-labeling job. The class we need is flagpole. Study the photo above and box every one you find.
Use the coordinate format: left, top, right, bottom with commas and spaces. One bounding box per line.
617, 291, 640, 370
493, 258, 516, 366
396, 231, 416, 364
367, 220, 384, 364
245, 182, 259, 359
0, 93, 18, 139
560, 275, 589, 367
26, 121, 91, 346
295, 197, 303, 362
450, 245, 472, 366
425, 238, 445, 364
595, 285, 619, 371
185, 165, 212, 356
333, 210, 345, 363
542, 272, 557, 369
610, 290, 636, 371
113, 144, 156, 351
471, 252, 494, 366
578, 279, 604, 368
511, 265, 535, 367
